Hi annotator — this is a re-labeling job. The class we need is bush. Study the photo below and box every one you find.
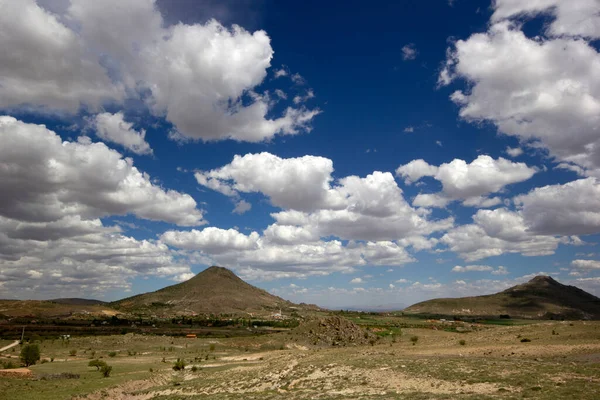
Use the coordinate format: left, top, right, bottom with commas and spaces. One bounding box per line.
20, 344, 41, 367
410, 336, 419, 345
520, 338, 531, 343
88, 359, 107, 371
108, 351, 117, 357
41, 358, 50, 364
69, 349, 77, 356
101, 364, 112, 377
2, 360, 17, 369
459, 340, 466, 346
209, 344, 215, 352
173, 358, 186, 371
191, 365, 198, 372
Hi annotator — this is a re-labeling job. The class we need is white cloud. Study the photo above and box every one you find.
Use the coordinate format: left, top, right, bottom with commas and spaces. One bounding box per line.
197, 152, 453, 242
514, 177, 600, 235
452, 265, 493, 273
442, 208, 563, 261
492, 0, 600, 38
0, 0, 123, 112
293, 89, 315, 104
274, 89, 287, 99
0, 214, 190, 298
195, 152, 341, 211
232, 200, 252, 215
398, 155, 536, 208
1, 0, 319, 143
402, 44, 418, 60
452, 265, 509, 275
505, 146, 523, 157
350, 277, 363, 284
403, 126, 414, 133
162, 224, 417, 280
291, 73, 306, 85
0, 116, 204, 226
491, 266, 509, 275
273, 68, 288, 78
571, 259, 600, 270
440, 20, 600, 174
92, 112, 152, 155
395, 159, 439, 184
161, 228, 260, 254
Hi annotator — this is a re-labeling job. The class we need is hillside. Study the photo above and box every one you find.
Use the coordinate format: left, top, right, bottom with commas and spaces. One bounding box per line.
0, 300, 118, 318
404, 276, 600, 320
111, 266, 315, 316
50, 298, 107, 306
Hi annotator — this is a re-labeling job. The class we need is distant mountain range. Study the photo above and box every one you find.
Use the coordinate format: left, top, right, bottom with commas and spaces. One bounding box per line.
3, 272, 600, 320
404, 275, 600, 320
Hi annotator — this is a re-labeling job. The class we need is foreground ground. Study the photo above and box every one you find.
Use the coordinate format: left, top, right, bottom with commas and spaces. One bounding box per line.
1, 320, 599, 399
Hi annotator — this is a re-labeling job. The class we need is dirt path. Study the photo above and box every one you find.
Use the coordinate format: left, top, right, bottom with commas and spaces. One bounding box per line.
0, 340, 19, 353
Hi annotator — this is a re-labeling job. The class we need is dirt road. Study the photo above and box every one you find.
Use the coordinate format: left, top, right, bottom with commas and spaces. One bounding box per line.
0, 340, 19, 353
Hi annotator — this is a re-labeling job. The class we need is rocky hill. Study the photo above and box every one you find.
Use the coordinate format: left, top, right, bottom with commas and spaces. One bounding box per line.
404, 276, 600, 320
111, 266, 317, 316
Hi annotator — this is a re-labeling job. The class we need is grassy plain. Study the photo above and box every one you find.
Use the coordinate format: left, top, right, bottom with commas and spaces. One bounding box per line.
1, 318, 599, 399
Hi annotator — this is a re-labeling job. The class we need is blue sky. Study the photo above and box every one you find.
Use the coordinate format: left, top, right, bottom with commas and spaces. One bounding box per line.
1, 0, 600, 309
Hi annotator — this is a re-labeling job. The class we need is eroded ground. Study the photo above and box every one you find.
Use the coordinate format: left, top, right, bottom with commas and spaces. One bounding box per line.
1, 320, 599, 399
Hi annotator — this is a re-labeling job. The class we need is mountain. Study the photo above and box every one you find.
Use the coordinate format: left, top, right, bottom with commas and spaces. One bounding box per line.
111, 266, 316, 316
404, 276, 600, 320
50, 298, 107, 306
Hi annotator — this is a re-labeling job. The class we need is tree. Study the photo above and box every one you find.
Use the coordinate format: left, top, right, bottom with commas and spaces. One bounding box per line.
101, 364, 112, 377
20, 344, 40, 367
88, 359, 107, 371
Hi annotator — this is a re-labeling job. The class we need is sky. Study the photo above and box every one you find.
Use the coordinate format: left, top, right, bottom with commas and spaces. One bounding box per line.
1, 0, 600, 310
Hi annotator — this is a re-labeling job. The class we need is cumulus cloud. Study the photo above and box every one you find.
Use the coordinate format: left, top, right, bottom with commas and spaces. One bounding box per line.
505, 146, 523, 157
397, 155, 536, 208
452, 265, 493, 273
515, 177, 600, 235
0, 0, 123, 112
402, 43, 418, 60
232, 200, 252, 215
440, 19, 600, 174
162, 226, 415, 279
195, 152, 341, 211
196, 152, 452, 242
0, 116, 204, 226
452, 265, 509, 275
0, 115, 204, 297
0, 214, 191, 298
442, 208, 563, 261
571, 259, 600, 270
0, 0, 319, 142
92, 112, 152, 155
492, 0, 600, 39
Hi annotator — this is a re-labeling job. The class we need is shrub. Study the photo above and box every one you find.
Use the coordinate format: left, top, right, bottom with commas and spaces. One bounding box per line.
88, 359, 107, 371
209, 344, 215, 352
173, 358, 186, 371
459, 340, 466, 346
410, 336, 419, 345
40, 358, 50, 364
520, 338, 531, 343
108, 351, 117, 357
69, 349, 77, 356
20, 343, 41, 367
191, 365, 198, 372
101, 364, 112, 377
2, 360, 17, 369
